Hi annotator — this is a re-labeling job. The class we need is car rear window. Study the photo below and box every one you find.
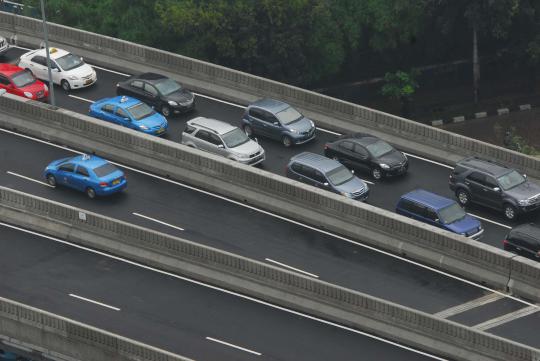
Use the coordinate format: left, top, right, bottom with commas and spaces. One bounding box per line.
93, 163, 118, 177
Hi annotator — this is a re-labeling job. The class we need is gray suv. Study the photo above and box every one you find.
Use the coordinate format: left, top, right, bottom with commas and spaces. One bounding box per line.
181, 117, 265, 166
286, 152, 369, 201
449, 157, 540, 220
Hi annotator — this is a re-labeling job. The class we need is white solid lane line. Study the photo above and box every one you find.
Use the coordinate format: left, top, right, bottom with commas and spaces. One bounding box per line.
6, 171, 54, 188
265, 258, 319, 278
467, 212, 512, 229
193, 92, 245, 109
68, 94, 94, 103
0, 127, 535, 311
0, 222, 447, 360
89, 64, 130, 77
473, 305, 539, 331
132, 212, 185, 231
402, 152, 454, 169
68, 293, 121, 311
206, 337, 262, 356
434, 293, 504, 319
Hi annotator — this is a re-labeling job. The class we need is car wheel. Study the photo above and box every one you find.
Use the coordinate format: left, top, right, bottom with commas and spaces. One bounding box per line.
243, 125, 253, 137
371, 167, 383, 180
456, 189, 470, 206
503, 203, 517, 220
161, 105, 171, 117
86, 187, 96, 199
46, 174, 57, 187
282, 135, 293, 147
61, 80, 71, 92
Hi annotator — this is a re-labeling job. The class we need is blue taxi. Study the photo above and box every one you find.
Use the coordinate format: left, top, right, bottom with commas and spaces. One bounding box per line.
44, 154, 127, 199
89, 95, 168, 136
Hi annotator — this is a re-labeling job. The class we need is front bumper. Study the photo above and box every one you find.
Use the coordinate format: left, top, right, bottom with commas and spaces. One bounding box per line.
238, 151, 266, 166
384, 162, 409, 177
69, 74, 97, 89
172, 100, 195, 114
291, 129, 316, 145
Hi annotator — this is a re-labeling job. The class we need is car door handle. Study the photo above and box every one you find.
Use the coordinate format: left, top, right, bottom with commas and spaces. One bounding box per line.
464, 181, 470, 185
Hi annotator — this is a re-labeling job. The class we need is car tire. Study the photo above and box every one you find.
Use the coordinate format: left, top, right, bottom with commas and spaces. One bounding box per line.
503, 203, 517, 221
371, 167, 383, 180
61, 80, 71, 92
161, 105, 171, 117
243, 125, 254, 137
86, 187, 96, 199
46, 174, 57, 187
456, 189, 470, 206
282, 135, 293, 147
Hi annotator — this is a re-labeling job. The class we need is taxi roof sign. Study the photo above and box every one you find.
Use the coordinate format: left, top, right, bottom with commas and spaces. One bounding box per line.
49, 48, 57, 53
81, 154, 91, 161
120, 96, 128, 103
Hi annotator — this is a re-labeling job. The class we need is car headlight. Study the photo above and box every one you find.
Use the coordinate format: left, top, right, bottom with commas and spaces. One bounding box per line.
235, 152, 250, 159
43, 84, 48, 91
402, 152, 407, 159
309, 120, 315, 128
340, 191, 354, 198
68, 75, 78, 80
518, 199, 530, 206
380, 163, 390, 170
288, 128, 299, 133
139, 125, 149, 130
23, 91, 33, 98
460, 232, 467, 236
168, 100, 178, 106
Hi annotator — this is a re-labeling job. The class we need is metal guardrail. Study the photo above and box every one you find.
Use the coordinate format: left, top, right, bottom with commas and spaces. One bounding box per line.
0, 295, 194, 361
0, 186, 539, 361
0, 12, 539, 177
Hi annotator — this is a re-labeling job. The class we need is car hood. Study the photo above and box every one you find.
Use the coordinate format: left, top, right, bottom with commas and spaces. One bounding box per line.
165, 89, 194, 104
19, 80, 46, 94
45, 157, 71, 169
286, 116, 314, 133
138, 112, 168, 129
64, 63, 94, 78
230, 138, 263, 155
445, 215, 481, 235
334, 176, 367, 194
505, 181, 540, 201
377, 150, 406, 166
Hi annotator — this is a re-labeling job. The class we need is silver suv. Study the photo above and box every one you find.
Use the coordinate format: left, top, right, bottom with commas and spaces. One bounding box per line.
181, 117, 265, 166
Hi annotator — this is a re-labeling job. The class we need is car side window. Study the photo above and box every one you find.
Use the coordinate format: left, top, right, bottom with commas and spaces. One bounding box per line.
425, 208, 439, 221
208, 133, 223, 146
263, 111, 279, 125
130, 80, 144, 89
249, 108, 265, 120
466, 172, 486, 185
300, 165, 317, 180
353, 144, 368, 157
400, 199, 425, 216
339, 141, 354, 152
313, 170, 326, 183
115, 108, 129, 119
102, 104, 115, 113
58, 163, 75, 172
184, 124, 196, 134
484, 176, 498, 188
31, 56, 46, 66
0, 76, 10, 86
195, 130, 211, 142
76, 166, 89, 177
144, 83, 158, 96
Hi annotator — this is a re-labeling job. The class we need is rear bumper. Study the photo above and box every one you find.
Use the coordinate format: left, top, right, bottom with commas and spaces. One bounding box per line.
95, 180, 127, 196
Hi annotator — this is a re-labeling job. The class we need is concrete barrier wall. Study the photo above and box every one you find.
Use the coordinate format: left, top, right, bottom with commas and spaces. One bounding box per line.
1, 12, 539, 177
0, 92, 539, 302
0, 296, 194, 361
0, 187, 538, 361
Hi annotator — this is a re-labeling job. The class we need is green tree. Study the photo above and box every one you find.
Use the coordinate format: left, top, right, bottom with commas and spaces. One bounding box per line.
381, 69, 420, 117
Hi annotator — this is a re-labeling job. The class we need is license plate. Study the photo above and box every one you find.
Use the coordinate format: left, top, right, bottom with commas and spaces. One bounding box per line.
84, 79, 93, 85
112, 179, 120, 185
157, 128, 164, 133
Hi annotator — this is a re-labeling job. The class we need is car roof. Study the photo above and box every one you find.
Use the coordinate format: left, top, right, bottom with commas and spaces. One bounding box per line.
135, 72, 168, 83
509, 223, 540, 239
187, 116, 236, 135
69, 154, 109, 169
289, 152, 343, 172
337, 133, 380, 146
457, 157, 511, 177
0, 63, 25, 77
105, 95, 142, 108
400, 189, 455, 210
26, 47, 71, 60
250, 98, 290, 113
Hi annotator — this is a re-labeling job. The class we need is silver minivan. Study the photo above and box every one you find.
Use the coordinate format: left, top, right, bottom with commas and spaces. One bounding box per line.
181, 117, 265, 165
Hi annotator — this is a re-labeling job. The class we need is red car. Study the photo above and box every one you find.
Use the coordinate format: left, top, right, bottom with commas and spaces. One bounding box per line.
0, 63, 48, 101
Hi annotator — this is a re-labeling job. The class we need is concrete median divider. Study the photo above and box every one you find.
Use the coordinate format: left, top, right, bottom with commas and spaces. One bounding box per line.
0, 92, 539, 302
0, 296, 195, 361
2, 12, 540, 177
0, 186, 539, 361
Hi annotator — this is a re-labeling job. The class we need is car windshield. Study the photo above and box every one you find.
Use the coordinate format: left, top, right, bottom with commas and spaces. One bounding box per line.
11, 70, 36, 87
154, 78, 182, 96
327, 165, 354, 186
127, 102, 155, 121
222, 128, 250, 148
365, 140, 394, 158
276, 106, 303, 125
93, 163, 118, 177
497, 170, 526, 190
55, 53, 84, 71
438, 203, 467, 224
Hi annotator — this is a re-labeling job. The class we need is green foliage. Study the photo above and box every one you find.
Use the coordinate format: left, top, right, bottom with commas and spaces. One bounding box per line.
503, 127, 539, 155
381, 70, 420, 100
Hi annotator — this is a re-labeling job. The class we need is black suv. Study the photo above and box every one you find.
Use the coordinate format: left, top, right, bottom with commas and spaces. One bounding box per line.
504, 224, 540, 261
449, 157, 540, 220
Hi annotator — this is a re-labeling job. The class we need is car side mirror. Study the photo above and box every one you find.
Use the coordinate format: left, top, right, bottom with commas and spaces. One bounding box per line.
323, 182, 329, 187
80, 57, 84, 62
351, 169, 355, 174
123, 117, 130, 121
51, 68, 59, 72
273, 122, 279, 126
434, 218, 440, 223
217, 144, 224, 148
493, 187, 500, 192
523, 174, 527, 179
254, 137, 258, 143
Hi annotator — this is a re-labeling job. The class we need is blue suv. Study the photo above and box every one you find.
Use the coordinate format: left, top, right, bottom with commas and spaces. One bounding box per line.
242, 98, 316, 147
396, 189, 483, 239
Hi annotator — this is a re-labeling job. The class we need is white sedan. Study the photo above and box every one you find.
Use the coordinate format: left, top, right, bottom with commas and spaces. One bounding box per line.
18, 47, 97, 91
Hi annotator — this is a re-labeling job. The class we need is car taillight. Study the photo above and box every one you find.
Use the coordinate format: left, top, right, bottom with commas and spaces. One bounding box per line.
99, 182, 108, 187
503, 239, 509, 246
324, 144, 329, 150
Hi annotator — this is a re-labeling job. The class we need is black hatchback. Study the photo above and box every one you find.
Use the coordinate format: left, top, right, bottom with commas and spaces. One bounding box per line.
324, 133, 408, 180
504, 223, 540, 261
116, 72, 195, 117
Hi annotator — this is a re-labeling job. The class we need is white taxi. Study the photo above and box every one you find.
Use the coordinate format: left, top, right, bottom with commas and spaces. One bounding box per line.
18, 47, 97, 91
